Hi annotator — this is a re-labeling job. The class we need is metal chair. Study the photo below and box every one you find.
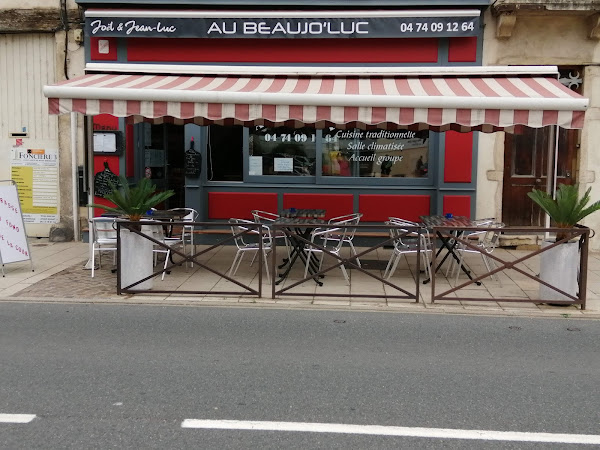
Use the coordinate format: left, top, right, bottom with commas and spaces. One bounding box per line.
304, 226, 350, 284
251, 210, 291, 261
443, 218, 495, 278
326, 212, 363, 267
90, 217, 118, 278
228, 218, 273, 283
452, 221, 505, 284
141, 220, 183, 280
169, 208, 199, 267
384, 218, 432, 281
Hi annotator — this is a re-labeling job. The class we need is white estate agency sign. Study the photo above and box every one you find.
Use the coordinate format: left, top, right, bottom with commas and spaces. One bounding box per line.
0, 182, 32, 265
10, 148, 59, 224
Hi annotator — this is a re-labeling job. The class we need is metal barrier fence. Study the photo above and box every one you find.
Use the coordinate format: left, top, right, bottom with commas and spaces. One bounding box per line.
114, 220, 425, 301
270, 222, 424, 302
113, 220, 590, 309
116, 220, 265, 297
430, 225, 589, 309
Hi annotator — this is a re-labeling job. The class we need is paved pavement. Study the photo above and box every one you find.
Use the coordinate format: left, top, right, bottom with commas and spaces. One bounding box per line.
2, 238, 600, 319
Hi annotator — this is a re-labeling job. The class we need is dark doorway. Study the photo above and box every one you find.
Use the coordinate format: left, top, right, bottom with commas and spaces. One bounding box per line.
502, 127, 577, 226
502, 67, 581, 227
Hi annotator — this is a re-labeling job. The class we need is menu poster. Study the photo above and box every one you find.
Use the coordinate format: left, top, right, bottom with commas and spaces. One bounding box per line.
0, 183, 31, 264
93, 131, 122, 155
184, 148, 202, 177
249, 156, 263, 176
10, 148, 59, 224
274, 157, 293, 173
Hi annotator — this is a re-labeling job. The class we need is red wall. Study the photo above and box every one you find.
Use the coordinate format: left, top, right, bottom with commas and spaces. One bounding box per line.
360, 195, 431, 223
92, 115, 120, 217
125, 38, 439, 64
444, 131, 473, 183
443, 195, 471, 218
208, 192, 278, 220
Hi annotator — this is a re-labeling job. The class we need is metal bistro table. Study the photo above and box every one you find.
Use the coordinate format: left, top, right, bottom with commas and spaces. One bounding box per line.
273, 209, 326, 286
420, 215, 481, 285
143, 209, 188, 237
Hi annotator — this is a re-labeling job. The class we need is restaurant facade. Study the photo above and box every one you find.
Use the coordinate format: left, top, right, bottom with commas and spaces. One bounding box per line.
42, 0, 594, 245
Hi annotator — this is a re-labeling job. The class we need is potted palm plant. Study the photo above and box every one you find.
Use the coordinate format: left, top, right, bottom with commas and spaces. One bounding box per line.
527, 183, 600, 301
91, 176, 174, 290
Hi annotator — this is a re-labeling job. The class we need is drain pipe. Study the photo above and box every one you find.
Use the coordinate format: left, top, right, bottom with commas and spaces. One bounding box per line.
543, 124, 557, 241
83, 116, 94, 269
71, 112, 79, 241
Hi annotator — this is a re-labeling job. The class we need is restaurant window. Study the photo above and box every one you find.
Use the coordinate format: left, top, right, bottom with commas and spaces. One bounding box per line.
249, 126, 316, 176
322, 128, 430, 178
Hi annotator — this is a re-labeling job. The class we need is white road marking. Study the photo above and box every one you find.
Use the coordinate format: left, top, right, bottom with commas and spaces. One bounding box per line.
181, 419, 600, 445
0, 414, 36, 424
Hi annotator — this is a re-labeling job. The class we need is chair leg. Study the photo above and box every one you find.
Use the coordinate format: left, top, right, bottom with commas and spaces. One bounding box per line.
189, 243, 195, 268
229, 251, 242, 277
348, 241, 361, 267
161, 250, 170, 280
304, 251, 313, 279
383, 251, 397, 279
385, 252, 402, 280
455, 251, 469, 285
91, 247, 96, 278
250, 249, 258, 266
262, 251, 271, 284
420, 250, 431, 280
482, 253, 501, 284
339, 258, 350, 284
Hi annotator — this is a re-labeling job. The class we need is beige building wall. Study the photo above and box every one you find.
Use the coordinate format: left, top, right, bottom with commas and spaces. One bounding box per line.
0, 2, 84, 240
481, 6, 600, 250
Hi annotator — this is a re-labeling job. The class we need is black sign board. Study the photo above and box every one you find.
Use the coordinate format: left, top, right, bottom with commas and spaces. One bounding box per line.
86, 15, 480, 39
185, 149, 201, 178
94, 162, 120, 198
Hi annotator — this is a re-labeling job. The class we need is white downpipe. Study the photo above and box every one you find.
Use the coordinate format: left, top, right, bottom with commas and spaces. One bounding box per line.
84, 117, 95, 269
70, 113, 79, 241
544, 125, 557, 237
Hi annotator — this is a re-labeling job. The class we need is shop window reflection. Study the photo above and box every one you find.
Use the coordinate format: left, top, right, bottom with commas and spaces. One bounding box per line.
249, 126, 316, 176
322, 128, 430, 178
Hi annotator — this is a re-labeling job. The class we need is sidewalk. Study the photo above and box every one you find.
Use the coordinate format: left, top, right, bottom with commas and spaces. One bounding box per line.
2, 238, 600, 318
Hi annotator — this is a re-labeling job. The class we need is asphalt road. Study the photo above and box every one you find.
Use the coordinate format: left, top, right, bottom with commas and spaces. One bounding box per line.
1, 302, 599, 449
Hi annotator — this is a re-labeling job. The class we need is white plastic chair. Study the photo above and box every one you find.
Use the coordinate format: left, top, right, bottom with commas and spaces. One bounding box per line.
326, 212, 363, 267
304, 226, 350, 284
228, 218, 273, 283
384, 218, 432, 281
90, 217, 118, 278
141, 220, 183, 280
452, 221, 505, 284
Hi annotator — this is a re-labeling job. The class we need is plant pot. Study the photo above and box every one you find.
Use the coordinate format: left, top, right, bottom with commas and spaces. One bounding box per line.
539, 239, 579, 302
119, 227, 154, 291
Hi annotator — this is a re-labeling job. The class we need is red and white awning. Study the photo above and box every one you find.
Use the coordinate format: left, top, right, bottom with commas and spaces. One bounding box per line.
44, 71, 588, 132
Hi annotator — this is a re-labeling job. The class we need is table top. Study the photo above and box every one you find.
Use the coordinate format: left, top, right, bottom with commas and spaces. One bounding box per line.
420, 215, 475, 228
101, 210, 187, 221
273, 217, 325, 226
279, 208, 326, 219
144, 210, 187, 220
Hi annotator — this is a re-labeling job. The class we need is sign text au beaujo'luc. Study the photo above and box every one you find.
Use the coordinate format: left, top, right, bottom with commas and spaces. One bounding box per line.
86, 16, 479, 39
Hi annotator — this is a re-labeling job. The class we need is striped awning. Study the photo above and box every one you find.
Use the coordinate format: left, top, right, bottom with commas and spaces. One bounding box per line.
44, 72, 588, 132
